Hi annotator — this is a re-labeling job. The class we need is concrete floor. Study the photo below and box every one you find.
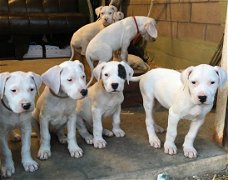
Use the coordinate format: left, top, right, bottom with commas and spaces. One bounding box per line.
1, 59, 228, 179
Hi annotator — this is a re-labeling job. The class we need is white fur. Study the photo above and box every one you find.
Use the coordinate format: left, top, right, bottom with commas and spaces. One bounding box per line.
0, 71, 41, 177
76, 61, 134, 148
86, 16, 157, 86
130, 64, 227, 158
113, 11, 124, 22
70, 5, 117, 60
33, 60, 87, 160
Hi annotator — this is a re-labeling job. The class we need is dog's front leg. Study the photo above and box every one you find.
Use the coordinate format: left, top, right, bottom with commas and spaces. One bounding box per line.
67, 113, 83, 158
0, 131, 15, 177
164, 109, 180, 155
92, 109, 107, 148
183, 118, 205, 158
20, 119, 39, 172
112, 105, 125, 137
120, 42, 130, 61
38, 116, 51, 160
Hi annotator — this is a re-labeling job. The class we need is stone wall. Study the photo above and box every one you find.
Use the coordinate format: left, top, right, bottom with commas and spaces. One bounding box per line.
122, 0, 227, 69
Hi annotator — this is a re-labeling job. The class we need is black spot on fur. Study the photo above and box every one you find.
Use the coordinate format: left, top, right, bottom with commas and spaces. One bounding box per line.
118, 64, 126, 79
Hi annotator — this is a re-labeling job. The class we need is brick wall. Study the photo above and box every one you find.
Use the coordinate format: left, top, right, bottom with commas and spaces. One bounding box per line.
124, 0, 227, 43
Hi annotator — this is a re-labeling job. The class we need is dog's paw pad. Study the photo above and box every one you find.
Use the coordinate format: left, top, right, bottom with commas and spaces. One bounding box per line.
103, 129, 114, 137
69, 147, 83, 158
38, 149, 51, 160
93, 138, 107, 148
183, 147, 198, 159
149, 136, 161, 148
113, 128, 125, 137
85, 135, 93, 144
1, 163, 15, 177
23, 160, 39, 172
164, 142, 177, 155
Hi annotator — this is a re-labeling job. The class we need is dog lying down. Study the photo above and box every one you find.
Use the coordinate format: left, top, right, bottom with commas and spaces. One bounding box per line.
0, 71, 42, 177
76, 61, 134, 148
130, 64, 227, 158
33, 60, 88, 160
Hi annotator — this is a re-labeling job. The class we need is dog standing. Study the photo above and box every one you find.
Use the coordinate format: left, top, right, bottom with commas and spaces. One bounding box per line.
130, 64, 227, 158
0, 71, 41, 177
76, 61, 134, 148
85, 16, 157, 86
33, 60, 87, 160
70, 5, 118, 60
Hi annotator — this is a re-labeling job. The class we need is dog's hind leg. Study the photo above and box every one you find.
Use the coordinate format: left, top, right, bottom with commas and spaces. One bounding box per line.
142, 91, 161, 148
77, 117, 93, 144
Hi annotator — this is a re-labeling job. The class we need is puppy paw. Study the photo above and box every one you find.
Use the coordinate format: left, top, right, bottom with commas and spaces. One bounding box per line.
112, 128, 125, 137
1, 161, 15, 177
93, 138, 107, 148
22, 159, 39, 172
103, 129, 114, 137
68, 146, 83, 158
37, 148, 51, 160
183, 146, 198, 158
149, 136, 161, 148
164, 142, 177, 155
154, 124, 165, 133
85, 135, 93, 144
58, 136, 67, 144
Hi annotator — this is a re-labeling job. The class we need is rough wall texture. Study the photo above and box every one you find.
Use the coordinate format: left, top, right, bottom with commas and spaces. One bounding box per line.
124, 0, 227, 43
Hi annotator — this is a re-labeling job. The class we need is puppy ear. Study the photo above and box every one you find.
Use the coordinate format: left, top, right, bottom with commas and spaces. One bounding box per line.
144, 18, 158, 39
42, 66, 62, 94
181, 66, 194, 84
28, 72, 42, 95
0, 72, 10, 99
120, 61, 134, 84
214, 66, 227, 87
74, 60, 85, 72
109, 5, 117, 12
93, 62, 106, 81
95, 6, 103, 17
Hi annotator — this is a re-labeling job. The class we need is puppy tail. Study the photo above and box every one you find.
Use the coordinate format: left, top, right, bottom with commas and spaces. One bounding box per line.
69, 44, 74, 61
86, 55, 94, 87
130, 75, 143, 82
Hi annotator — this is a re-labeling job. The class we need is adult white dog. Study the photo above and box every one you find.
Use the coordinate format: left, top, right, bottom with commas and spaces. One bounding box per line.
130, 64, 227, 158
0, 71, 41, 177
70, 5, 118, 60
85, 16, 158, 86
33, 60, 87, 160
76, 61, 134, 148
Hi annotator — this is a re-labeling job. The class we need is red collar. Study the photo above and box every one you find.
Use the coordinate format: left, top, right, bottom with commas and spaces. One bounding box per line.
133, 16, 139, 34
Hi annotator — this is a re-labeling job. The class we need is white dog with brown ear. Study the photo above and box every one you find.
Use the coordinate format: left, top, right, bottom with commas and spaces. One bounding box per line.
76, 61, 134, 148
70, 5, 117, 60
130, 64, 227, 158
85, 16, 157, 86
0, 71, 41, 177
33, 60, 87, 160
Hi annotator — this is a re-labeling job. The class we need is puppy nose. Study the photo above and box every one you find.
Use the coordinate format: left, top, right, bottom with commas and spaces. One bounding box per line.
80, 89, 88, 97
198, 96, 207, 103
22, 103, 31, 110
111, 83, 118, 90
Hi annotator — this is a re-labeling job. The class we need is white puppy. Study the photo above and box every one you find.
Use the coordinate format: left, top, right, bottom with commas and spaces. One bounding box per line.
130, 64, 227, 158
33, 60, 87, 160
70, 5, 117, 60
0, 71, 41, 177
86, 16, 157, 86
76, 61, 134, 148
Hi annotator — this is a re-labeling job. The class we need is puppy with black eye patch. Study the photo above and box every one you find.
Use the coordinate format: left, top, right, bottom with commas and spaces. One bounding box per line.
76, 61, 134, 148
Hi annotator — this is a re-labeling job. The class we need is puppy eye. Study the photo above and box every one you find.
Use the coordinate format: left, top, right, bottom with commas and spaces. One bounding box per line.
82, 75, 85, 79
104, 73, 109, 77
11, 89, 16, 93
210, 81, 215, 84
101, 12, 104, 15
191, 81, 196, 85
109, 12, 112, 15
30, 88, 34, 92
67, 79, 72, 82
